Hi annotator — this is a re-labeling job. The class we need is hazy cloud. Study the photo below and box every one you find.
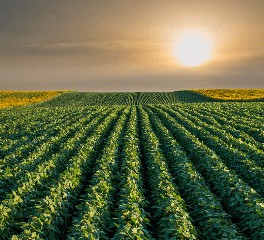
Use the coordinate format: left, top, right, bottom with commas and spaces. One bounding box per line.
0, 0, 263, 90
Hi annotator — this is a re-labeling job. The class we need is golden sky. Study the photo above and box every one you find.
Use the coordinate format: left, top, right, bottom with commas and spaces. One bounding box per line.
0, 0, 263, 91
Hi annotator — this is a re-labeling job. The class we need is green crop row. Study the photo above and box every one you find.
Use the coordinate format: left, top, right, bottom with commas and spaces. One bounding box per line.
40, 91, 208, 106
183, 105, 264, 155
12, 108, 124, 239
0, 108, 108, 201
112, 108, 152, 239
0, 107, 78, 159
150, 106, 264, 239
192, 103, 264, 144
1, 108, 118, 238
0, 98, 263, 239
138, 106, 198, 239
145, 106, 245, 239
161, 106, 264, 196
67, 108, 129, 239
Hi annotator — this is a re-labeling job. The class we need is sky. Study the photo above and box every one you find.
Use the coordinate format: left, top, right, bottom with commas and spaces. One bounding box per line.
0, 0, 263, 91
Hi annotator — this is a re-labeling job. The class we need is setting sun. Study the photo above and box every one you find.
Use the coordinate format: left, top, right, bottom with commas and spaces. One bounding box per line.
174, 29, 213, 67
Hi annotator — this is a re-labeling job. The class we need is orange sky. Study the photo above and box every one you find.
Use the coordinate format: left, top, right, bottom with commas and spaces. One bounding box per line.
0, 0, 263, 91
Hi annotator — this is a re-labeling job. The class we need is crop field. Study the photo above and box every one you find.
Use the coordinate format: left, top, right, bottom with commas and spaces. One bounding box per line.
193, 89, 264, 101
0, 91, 64, 109
0, 91, 263, 239
41, 91, 205, 106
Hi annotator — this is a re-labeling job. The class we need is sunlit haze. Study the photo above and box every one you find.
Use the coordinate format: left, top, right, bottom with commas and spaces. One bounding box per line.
174, 29, 212, 67
0, 0, 263, 91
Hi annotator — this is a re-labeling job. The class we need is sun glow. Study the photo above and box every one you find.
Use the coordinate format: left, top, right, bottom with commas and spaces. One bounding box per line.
174, 29, 213, 67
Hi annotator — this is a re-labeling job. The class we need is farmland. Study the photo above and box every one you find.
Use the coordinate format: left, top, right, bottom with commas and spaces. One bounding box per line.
0, 91, 64, 109
193, 89, 264, 101
0, 91, 263, 239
